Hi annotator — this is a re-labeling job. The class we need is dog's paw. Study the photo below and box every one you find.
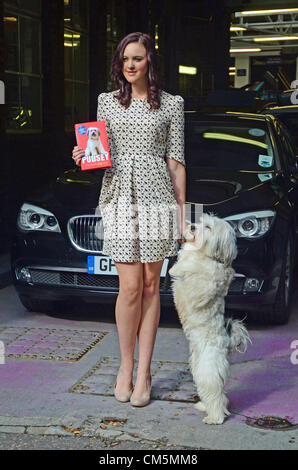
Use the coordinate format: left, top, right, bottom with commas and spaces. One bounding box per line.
203, 415, 225, 425
194, 401, 206, 412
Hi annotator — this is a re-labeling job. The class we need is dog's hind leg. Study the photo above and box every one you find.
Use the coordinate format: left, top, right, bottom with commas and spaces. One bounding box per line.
189, 344, 209, 414
196, 349, 230, 425
202, 394, 230, 425
189, 346, 206, 413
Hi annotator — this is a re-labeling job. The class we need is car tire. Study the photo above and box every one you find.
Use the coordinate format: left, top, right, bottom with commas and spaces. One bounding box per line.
18, 295, 57, 313
251, 232, 294, 325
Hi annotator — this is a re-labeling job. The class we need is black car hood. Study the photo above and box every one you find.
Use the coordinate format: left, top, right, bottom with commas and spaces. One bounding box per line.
25, 167, 281, 220
26, 168, 103, 213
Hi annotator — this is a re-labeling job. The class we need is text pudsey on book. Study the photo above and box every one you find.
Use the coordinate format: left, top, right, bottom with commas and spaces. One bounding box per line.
74, 121, 111, 171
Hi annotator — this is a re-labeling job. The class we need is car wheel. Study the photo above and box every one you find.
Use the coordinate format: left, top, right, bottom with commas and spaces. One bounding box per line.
18, 295, 57, 313
252, 233, 294, 325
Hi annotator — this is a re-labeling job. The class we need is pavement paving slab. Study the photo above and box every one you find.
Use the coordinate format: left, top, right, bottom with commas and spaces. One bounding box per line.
0, 326, 107, 361
0, 284, 297, 450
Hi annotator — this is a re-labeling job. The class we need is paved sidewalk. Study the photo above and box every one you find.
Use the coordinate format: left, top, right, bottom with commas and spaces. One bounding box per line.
0, 285, 297, 450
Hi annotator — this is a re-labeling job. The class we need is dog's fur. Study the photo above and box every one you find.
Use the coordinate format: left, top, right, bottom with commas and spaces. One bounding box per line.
169, 213, 251, 425
85, 127, 108, 158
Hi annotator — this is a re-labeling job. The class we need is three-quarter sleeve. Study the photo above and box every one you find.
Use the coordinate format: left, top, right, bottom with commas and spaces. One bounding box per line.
165, 95, 185, 167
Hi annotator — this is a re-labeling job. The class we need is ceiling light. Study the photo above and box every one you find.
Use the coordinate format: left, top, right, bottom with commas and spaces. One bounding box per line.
179, 65, 197, 75
230, 26, 247, 31
64, 42, 79, 47
230, 48, 262, 53
253, 36, 298, 42
64, 33, 81, 38
4, 16, 17, 22
238, 8, 298, 16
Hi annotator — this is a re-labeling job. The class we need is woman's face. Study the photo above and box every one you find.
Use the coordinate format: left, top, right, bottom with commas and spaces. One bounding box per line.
122, 41, 148, 86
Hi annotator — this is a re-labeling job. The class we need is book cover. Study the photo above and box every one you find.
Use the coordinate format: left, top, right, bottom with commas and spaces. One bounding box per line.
74, 121, 112, 171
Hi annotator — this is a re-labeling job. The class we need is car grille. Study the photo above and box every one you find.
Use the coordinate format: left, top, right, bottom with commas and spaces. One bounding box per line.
25, 267, 243, 299
27, 267, 240, 294
67, 215, 103, 253
28, 269, 170, 292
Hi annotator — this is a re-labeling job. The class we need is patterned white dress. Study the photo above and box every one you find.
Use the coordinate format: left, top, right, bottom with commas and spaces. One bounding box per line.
95, 89, 185, 263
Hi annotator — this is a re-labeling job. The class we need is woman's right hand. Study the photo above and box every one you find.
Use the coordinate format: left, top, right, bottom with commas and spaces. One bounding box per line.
72, 146, 85, 166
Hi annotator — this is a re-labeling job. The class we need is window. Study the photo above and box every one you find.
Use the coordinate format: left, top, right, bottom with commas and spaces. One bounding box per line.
64, 0, 90, 132
4, 0, 41, 14
106, 1, 125, 91
4, 0, 42, 132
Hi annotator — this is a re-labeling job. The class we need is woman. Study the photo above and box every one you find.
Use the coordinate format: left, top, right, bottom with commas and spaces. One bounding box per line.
72, 32, 186, 407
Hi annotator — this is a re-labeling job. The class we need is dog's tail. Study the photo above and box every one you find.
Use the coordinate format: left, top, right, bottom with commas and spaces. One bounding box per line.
224, 317, 252, 354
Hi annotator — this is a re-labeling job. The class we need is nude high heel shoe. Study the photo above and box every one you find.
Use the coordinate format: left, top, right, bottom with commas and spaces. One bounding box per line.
130, 374, 152, 407
114, 380, 134, 402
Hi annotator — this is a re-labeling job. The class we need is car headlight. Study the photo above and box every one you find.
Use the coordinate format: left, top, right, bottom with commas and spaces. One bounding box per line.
17, 203, 61, 232
224, 210, 275, 238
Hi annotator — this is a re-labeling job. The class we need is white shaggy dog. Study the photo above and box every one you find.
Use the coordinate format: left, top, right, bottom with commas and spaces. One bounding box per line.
85, 127, 108, 158
169, 213, 251, 425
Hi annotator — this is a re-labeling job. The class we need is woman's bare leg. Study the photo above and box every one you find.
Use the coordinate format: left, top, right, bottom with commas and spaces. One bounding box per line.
133, 259, 164, 397
114, 261, 143, 393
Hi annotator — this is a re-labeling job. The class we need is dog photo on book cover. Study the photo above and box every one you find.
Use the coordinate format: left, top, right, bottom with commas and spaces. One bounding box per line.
74, 121, 111, 171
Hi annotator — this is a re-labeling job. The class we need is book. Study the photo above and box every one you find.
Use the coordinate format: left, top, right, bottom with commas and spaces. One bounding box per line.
74, 120, 111, 171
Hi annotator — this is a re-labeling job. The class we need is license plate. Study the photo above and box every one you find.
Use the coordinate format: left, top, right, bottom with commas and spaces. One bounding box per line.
87, 256, 169, 276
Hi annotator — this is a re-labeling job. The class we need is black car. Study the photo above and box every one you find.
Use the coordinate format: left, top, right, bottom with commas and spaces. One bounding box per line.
259, 104, 298, 152
11, 112, 298, 324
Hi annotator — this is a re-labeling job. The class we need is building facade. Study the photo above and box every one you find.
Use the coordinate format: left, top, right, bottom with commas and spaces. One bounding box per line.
0, 0, 231, 249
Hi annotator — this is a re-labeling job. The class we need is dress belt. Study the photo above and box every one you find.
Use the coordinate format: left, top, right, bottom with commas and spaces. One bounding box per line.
112, 152, 166, 158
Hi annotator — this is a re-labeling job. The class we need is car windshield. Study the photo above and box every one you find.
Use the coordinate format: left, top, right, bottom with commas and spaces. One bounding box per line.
186, 121, 274, 171
274, 114, 298, 150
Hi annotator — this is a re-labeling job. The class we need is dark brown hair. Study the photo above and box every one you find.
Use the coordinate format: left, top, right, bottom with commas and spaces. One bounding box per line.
110, 32, 162, 110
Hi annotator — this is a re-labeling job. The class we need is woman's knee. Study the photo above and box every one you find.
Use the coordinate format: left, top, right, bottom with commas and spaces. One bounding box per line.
142, 261, 163, 298
115, 262, 143, 305
119, 281, 143, 304
142, 278, 160, 298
